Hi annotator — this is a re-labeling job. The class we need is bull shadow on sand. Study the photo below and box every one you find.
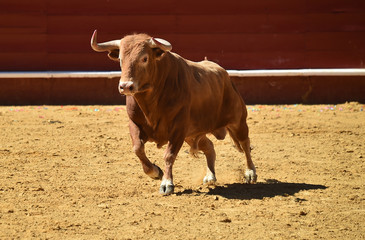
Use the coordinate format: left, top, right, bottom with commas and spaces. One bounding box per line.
177, 179, 327, 200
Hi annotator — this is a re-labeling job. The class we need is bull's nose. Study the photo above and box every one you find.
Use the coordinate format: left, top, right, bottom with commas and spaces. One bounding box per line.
119, 81, 134, 94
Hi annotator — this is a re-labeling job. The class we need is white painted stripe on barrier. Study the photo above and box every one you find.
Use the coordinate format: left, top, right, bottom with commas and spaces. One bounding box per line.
0, 71, 120, 79
0, 69, 364, 78
227, 69, 365, 77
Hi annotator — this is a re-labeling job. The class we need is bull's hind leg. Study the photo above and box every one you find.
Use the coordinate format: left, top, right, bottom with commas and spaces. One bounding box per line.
200, 136, 217, 185
129, 120, 163, 180
240, 138, 257, 183
186, 135, 217, 185
228, 120, 257, 184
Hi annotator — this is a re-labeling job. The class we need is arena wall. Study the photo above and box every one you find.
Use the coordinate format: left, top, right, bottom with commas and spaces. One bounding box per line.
0, 0, 364, 104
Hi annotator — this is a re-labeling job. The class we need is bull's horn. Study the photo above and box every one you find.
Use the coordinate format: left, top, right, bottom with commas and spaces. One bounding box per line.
91, 30, 121, 52
148, 37, 172, 52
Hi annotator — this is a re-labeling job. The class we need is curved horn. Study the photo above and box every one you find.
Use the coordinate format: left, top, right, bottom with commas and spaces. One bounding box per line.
148, 37, 172, 52
91, 30, 121, 52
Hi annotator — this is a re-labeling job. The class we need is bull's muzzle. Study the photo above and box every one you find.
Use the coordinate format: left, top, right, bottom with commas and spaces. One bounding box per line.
119, 81, 134, 95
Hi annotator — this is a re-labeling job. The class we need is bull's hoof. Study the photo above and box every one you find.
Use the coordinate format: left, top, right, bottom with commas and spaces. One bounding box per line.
147, 164, 163, 180
159, 179, 174, 195
203, 174, 217, 185
244, 169, 257, 184
153, 164, 164, 180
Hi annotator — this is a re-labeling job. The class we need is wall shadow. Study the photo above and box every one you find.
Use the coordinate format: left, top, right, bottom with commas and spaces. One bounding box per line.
176, 179, 327, 200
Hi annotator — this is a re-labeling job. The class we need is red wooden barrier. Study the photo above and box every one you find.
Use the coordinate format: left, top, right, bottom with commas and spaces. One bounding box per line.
0, 0, 364, 104
1, 0, 364, 71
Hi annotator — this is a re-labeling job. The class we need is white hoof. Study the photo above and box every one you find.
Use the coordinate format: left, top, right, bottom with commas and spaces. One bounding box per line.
159, 179, 174, 195
203, 173, 217, 185
245, 169, 257, 184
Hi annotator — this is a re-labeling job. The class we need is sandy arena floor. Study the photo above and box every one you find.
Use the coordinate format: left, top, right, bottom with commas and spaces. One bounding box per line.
0, 103, 364, 239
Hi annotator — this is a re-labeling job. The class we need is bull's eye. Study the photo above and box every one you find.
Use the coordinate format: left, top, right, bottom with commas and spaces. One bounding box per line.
141, 56, 148, 63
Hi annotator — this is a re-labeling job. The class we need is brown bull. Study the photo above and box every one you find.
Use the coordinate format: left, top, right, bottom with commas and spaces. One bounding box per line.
91, 30, 257, 195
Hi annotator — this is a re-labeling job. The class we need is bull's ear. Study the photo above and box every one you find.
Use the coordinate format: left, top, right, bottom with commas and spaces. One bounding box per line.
149, 37, 172, 61
107, 49, 120, 62
153, 48, 165, 60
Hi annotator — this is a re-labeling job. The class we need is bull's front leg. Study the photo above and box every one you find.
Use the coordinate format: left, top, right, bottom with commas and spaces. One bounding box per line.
129, 121, 163, 180
160, 138, 184, 195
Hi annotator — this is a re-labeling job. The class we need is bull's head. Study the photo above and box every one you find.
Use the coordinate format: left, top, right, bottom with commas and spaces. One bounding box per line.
91, 30, 172, 95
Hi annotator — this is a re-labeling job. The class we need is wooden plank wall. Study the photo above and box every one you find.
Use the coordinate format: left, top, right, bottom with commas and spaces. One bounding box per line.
1, 0, 365, 71
1, 76, 364, 105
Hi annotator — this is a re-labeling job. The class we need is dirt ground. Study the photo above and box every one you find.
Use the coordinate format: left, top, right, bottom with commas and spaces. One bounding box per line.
0, 102, 364, 239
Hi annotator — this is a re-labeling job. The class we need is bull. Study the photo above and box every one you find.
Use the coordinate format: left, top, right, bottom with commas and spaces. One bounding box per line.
91, 30, 257, 195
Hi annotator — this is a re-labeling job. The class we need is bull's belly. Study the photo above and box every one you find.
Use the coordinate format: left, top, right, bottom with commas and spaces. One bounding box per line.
144, 121, 227, 148
186, 120, 228, 140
